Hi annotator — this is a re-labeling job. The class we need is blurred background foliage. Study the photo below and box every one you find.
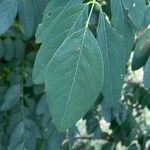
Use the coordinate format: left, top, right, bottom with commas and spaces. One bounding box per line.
0, 0, 150, 150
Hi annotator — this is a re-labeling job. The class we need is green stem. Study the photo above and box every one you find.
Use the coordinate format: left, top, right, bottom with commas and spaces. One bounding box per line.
86, 0, 102, 28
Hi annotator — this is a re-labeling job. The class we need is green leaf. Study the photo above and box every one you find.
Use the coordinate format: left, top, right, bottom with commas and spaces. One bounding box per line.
0, 40, 5, 58
8, 119, 39, 150
143, 4, 150, 26
47, 130, 65, 150
18, 0, 35, 38
14, 38, 25, 59
1, 84, 21, 111
132, 28, 150, 70
101, 99, 126, 125
97, 12, 125, 108
111, 0, 134, 63
4, 38, 15, 61
36, 95, 65, 149
36, 95, 48, 115
33, 1, 88, 84
35, 0, 82, 41
122, 0, 146, 29
0, 0, 18, 34
32, 0, 49, 27
144, 57, 150, 88
45, 28, 104, 131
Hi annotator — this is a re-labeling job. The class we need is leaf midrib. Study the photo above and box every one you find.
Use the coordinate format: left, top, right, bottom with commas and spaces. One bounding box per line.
44, 6, 86, 69
59, 27, 88, 129
33, 6, 86, 82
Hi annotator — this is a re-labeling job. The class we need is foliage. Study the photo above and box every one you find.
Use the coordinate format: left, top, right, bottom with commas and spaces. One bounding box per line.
0, 0, 150, 149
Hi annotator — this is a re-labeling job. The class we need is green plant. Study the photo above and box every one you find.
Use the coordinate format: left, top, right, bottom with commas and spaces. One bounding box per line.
0, 0, 150, 149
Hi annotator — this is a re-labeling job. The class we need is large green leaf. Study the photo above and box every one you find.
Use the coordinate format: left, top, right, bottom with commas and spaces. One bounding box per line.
144, 57, 150, 88
0, 0, 18, 34
111, 0, 134, 63
122, 0, 147, 29
97, 12, 125, 108
45, 28, 104, 131
36, 0, 84, 43
132, 29, 150, 70
33, 0, 104, 131
33, 1, 88, 84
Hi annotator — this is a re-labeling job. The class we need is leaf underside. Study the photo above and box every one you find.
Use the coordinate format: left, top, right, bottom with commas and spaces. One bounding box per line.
45, 28, 104, 131
33, 0, 104, 131
33, 1, 87, 84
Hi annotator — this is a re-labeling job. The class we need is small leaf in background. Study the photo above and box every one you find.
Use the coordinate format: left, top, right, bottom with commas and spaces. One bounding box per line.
8, 119, 39, 150
97, 12, 125, 109
36, 94, 48, 116
18, 0, 35, 39
47, 130, 66, 150
4, 38, 15, 61
7, 112, 22, 134
33, 85, 45, 96
68, 126, 80, 146
24, 67, 34, 87
132, 28, 150, 70
101, 101, 127, 125
36, 95, 66, 149
101, 100, 112, 122
0, 0, 18, 34
1, 84, 21, 111
14, 38, 25, 59
0, 40, 5, 58
32, 0, 49, 27
144, 57, 150, 88
122, 0, 147, 29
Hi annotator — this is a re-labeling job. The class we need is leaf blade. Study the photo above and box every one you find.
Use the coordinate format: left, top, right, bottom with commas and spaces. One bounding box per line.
0, 0, 18, 34
45, 28, 104, 131
33, 3, 88, 84
97, 12, 125, 107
